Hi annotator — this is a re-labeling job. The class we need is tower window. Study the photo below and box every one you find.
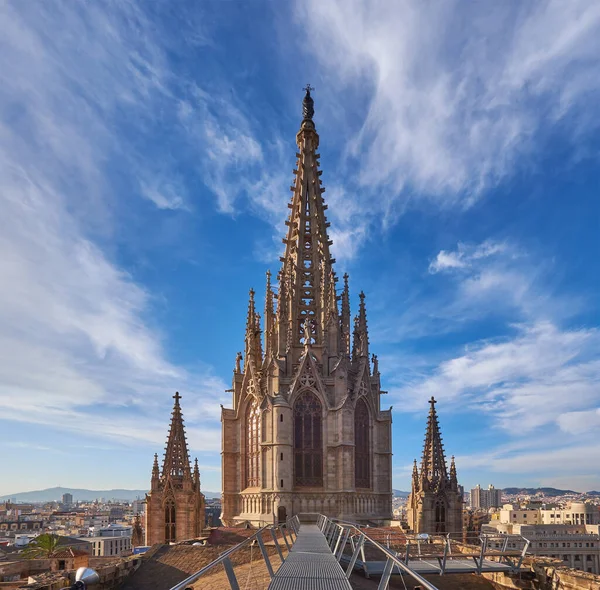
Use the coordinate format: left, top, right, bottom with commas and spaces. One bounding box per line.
280, 413, 283, 422
354, 398, 370, 489
434, 500, 446, 533
164, 500, 176, 543
294, 391, 323, 487
280, 453, 283, 461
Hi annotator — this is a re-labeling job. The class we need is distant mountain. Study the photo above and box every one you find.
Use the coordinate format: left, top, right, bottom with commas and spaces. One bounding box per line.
393, 489, 410, 498
502, 487, 579, 496
587, 491, 600, 496
0, 486, 221, 503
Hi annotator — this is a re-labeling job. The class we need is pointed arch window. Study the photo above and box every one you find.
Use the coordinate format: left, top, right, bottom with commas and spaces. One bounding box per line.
294, 391, 323, 486
434, 499, 446, 533
164, 499, 176, 543
245, 400, 261, 488
354, 398, 370, 488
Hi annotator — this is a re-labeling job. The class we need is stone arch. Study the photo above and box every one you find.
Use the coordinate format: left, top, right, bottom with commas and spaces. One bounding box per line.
293, 390, 323, 487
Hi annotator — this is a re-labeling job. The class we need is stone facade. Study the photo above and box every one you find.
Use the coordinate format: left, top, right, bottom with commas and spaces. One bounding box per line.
407, 397, 463, 534
145, 393, 205, 544
221, 88, 393, 527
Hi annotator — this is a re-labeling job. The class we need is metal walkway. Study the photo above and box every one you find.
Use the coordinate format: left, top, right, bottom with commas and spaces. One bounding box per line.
168, 514, 529, 590
268, 524, 352, 590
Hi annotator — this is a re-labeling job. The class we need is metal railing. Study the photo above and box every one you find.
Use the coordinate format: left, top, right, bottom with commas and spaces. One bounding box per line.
318, 515, 440, 590
168, 515, 300, 590
317, 515, 531, 590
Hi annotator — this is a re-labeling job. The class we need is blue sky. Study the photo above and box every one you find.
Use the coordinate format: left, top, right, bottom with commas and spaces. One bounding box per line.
1, 0, 599, 497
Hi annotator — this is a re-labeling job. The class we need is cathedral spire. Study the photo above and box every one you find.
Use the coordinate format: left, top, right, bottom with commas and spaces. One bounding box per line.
420, 397, 449, 489
277, 87, 334, 353
162, 392, 192, 482
412, 459, 419, 490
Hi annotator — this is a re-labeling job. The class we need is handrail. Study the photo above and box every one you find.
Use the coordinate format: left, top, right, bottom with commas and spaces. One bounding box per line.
319, 515, 440, 590
168, 515, 300, 590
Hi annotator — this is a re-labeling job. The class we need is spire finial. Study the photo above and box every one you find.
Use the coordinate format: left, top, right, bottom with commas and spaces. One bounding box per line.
302, 84, 315, 121
174, 391, 181, 404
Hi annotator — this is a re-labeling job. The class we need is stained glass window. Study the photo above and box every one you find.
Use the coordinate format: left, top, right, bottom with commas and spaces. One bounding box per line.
245, 400, 261, 488
354, 398, 370, 488
294, 391, 323, 486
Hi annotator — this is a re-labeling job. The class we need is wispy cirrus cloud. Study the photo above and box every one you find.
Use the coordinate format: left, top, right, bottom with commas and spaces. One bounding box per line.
391, 321, 600, 423
293, 0, 600, 253
0, 0, 228, 452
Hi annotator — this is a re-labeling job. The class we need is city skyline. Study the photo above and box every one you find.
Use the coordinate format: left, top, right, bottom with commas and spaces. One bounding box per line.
1, 1, 600, 496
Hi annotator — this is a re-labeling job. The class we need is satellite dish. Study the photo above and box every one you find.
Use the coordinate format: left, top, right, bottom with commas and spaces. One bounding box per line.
75, 568, 99, 584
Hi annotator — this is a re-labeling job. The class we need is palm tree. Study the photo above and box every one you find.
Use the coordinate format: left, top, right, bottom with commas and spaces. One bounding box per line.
21, 533, 70, 558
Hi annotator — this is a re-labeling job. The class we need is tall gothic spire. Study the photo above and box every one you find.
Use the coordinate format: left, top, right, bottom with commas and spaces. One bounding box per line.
276, 87, 337, 352
420, 397, 449, 489
162, 392, 192, 482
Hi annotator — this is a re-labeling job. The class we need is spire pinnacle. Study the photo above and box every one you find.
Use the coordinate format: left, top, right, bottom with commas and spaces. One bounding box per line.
264, 271, 276, 362
450, 455, 458, 486
353, 291, 369, 359
420, 396, 449, 489
245, 289, 263, 368
152, 453, 159, 479
162, 392, 192, 483
193, 457, 201, 490
341, 273, 351, 356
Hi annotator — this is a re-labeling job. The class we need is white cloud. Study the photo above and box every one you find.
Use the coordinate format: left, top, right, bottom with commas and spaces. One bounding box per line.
296, 0, 600, 205
391, 322, 600, 434
429, 241, 508, 273
557, 408, 600, 435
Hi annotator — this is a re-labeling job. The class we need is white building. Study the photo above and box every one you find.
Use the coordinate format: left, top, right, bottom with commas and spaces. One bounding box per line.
84, 535, 132, 557
483, 502, 600, 574
471, 484, 503, 509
